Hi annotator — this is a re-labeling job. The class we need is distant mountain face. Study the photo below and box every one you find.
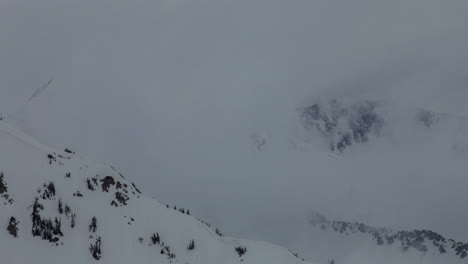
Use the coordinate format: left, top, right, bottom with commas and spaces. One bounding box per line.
301, 99, 384, 152
308, 212, 468, 260
300, 99, 468, 153
287, 100, 468, 264
0, 120, 309, 264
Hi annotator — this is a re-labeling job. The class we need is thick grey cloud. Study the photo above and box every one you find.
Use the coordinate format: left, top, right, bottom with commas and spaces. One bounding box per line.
1, 0, 468, 260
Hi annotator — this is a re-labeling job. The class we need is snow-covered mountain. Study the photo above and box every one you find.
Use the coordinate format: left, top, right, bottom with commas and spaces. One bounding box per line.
300, 212, 468, 264
299, 98, 468, 154
0, 119, 311, 264
241, 98, 468, 264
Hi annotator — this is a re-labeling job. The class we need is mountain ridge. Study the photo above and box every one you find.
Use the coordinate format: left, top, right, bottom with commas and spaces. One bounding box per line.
0, 120, 311, 264
308, 212, 468, 260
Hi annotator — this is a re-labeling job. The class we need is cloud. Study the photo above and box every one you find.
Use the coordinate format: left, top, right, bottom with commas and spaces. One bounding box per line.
1, 0, 468, 261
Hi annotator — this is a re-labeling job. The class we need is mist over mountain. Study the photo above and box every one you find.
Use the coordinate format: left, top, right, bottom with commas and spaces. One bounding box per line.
1, 0, 467, 263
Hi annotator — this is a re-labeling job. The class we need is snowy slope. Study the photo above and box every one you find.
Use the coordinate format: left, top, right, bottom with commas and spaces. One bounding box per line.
0, 120, 312, 264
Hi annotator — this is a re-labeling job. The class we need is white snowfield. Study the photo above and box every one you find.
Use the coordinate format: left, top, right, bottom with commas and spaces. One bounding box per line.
0, 120, 313, 264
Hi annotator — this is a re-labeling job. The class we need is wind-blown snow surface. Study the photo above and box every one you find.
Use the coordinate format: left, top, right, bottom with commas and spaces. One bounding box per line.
0, 120, 310, 264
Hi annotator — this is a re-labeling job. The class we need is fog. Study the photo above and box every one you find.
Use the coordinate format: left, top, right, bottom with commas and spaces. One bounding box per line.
1, 0, 468, 262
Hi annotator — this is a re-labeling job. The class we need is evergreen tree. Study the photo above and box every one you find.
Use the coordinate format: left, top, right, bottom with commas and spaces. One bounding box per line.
151, 233, 161, 245
187, 239, 195, 250
89, 216, 97, 233
89, 236, 102, 260
235, 246, 247, 257
71, 213, 76, 228
58, 199, 63, 214
7, 216, 19, 238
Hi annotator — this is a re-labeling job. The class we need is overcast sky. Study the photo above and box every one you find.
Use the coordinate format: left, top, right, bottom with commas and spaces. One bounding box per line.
1, 0, 468, 261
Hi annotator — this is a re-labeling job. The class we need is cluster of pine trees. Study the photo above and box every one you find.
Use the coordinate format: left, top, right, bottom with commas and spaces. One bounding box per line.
30, 198, 63, 244
88, 216, 102, 260
187, 239, 195, 250
86, 177, 98, 191
89, 236, 102, 260
0, 171, 13, 204
7, 216, 19, 237
58, 199, 76, 228
166, 204, 191, 215
149, 232, 178, 259
39, 182, 56, 199
235, 246, 247, 257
